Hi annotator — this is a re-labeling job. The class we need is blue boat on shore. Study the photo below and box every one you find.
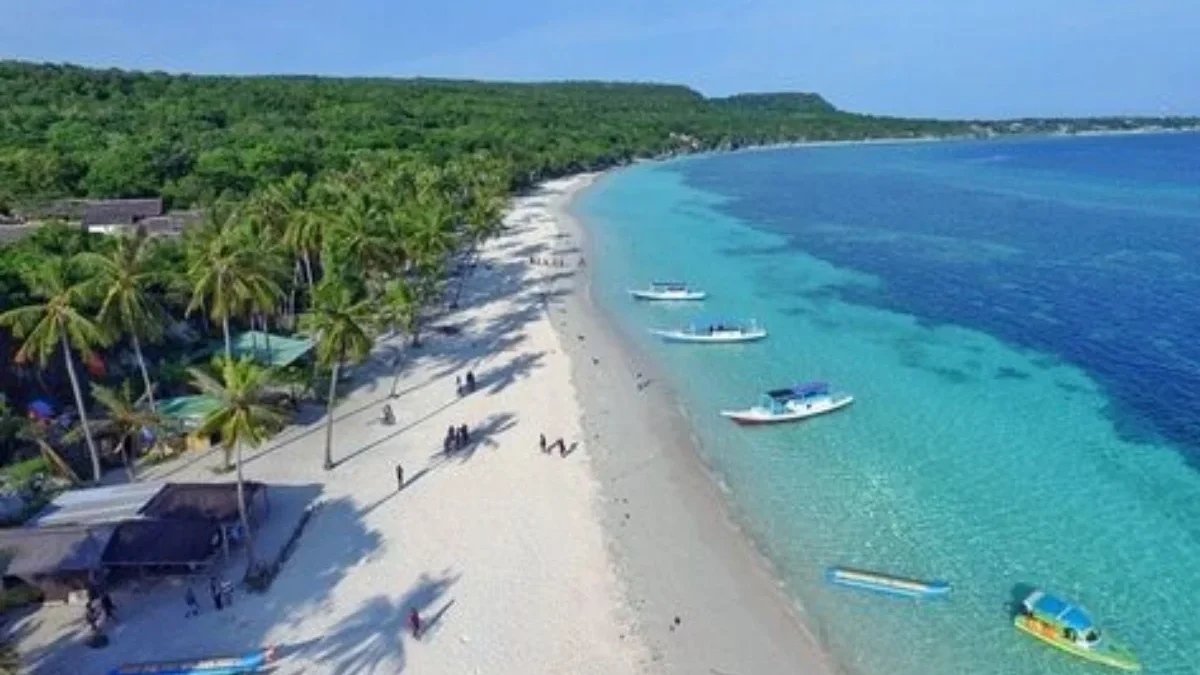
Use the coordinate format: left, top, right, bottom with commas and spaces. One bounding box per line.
109, 647, 276, 675
826, 566, 951, 599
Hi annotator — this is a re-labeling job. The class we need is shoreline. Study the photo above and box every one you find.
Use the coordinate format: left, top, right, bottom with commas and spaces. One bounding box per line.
533, 174, 840, 674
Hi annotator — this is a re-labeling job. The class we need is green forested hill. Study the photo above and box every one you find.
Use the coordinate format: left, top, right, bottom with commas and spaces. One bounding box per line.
0, 61, 958, 209
1, 60, 1197, 211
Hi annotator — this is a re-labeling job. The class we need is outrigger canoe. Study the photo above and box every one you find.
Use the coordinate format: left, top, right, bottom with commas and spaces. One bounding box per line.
721, 382, 853, 425
628, 281, 706, 301
826, 566, 951, 599
110, 647, 277, 675
1014, 590, 1140, 671
650, 318, 766, 344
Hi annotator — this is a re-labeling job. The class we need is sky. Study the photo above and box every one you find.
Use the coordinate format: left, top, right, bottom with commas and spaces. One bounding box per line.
0, 0, 1197, 119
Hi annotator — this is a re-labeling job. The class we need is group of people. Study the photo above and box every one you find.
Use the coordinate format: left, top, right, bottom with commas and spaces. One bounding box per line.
455, 371, 477, 396
83, 588, 117, 640
182, 576, 234, 618
444, 424, 470, 454
529, 255, 584, 268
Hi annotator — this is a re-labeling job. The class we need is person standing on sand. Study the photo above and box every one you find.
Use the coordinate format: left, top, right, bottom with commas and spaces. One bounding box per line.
184, 587, 200, 617
458, 424, 469, 447
409, 608, 422, 638
465, 371, 476, 393
396, 463, 404, 490
100, 592, 117, 621
455, 375, 462, 396
539, 433, 547, 453
210, 576, 222, 611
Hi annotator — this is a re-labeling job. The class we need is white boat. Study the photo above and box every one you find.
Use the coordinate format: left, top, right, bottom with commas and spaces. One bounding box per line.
650, 319, 767, 343
721, 382, 854, 425
629, 281, 706, 301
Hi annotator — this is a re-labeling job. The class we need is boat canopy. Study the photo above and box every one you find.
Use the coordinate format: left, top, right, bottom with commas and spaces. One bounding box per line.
767, 381, 830, 400
1028, 592, 1096, 632
651, 280, 687, 288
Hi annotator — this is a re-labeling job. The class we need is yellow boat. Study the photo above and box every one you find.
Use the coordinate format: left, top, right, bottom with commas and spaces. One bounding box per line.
1014, 590, 1140, 671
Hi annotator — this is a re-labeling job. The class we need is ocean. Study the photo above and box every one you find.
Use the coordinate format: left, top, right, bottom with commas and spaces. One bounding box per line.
572, 134, 1200, 675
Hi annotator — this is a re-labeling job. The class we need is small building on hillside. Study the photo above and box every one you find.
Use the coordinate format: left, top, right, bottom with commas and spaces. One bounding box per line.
81, 198, 164, 235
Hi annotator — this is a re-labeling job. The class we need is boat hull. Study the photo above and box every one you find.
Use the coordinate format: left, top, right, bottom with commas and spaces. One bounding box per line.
629, 290, 707, 301
721, 396, 853, 425
110, 647, 276, 675
1014, 616, 1141, 671
651, 329, 767, 343
826, 567, 951, 599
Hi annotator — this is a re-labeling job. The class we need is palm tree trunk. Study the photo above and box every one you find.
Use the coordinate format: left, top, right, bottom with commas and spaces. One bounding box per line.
323, 359, 340, 470
450, 242, 477, 308
262, 315, 272, 356
61, 334, 101, 482
302, 251, 316, 289
223, 316, 233, 360
235, 439, 257, 568
130, 331, 156, 413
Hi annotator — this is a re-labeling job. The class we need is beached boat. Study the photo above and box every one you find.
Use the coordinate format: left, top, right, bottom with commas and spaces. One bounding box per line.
1014, 590, 1140, 671
826, 566, 951, 599
628, 281, 706, 301
650, 318, 766, 343
720, 382, 853, 425
110, 646, 277, 675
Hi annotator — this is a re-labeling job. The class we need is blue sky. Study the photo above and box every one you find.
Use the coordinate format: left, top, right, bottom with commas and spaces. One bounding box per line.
1, 0, 1196, 118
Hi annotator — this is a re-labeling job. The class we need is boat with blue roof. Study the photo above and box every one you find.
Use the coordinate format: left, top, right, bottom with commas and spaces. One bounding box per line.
1014, 590, 1140, 671
650, 318, 766, 343
629, 281, 706, 301
721, 381, 853, 425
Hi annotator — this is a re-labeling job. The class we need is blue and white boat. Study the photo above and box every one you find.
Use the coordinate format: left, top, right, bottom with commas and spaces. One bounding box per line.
826, 566, 951, 599
629, 281, 707, 301
650, 318, 766, 343
721, 381, 853, 425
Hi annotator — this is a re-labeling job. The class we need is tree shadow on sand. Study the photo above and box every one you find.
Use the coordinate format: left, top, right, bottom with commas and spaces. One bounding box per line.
305, 571, 460, 674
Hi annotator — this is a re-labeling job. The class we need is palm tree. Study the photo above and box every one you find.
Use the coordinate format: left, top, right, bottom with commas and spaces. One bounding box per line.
0, 257, 109, 482
186, 217, 283, 359
300, 281, 374, 470
449, 189, 506, 307
377, 277, 420, 397
189, 358, 286, 570
72, 381, 168, 481
76, 229, 167, 412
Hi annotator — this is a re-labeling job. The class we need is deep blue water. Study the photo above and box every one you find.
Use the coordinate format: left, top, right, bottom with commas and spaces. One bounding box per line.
681, 135, 1200, 464
574, 133, 1200, 675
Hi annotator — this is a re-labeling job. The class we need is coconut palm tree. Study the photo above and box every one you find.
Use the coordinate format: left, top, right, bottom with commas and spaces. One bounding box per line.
186, 217, 283, 359
189, 358, 286, 570
76, 229, 167, 412
377, 277, 421, 397
0, 257, 108, 482
72, 381, 169, 481
300, 281, 374, 470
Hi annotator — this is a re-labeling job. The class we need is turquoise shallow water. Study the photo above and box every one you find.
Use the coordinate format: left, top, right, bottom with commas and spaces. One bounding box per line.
573, 140, 1200, 675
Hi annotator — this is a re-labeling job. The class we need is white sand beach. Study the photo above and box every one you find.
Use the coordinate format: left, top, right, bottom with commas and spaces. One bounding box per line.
13, 172, 835, 675
15, 174, 645, 675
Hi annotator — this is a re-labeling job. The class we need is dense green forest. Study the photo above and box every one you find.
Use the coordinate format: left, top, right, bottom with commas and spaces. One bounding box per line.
0, 59, 1196, 486
4, 60, 1195, 211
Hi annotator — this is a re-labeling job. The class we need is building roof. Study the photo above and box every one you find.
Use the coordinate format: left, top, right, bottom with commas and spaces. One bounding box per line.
102, 519, 219, 566
0, 525, 115, 577
158, 395, 224, 428
139, 482, 264, 523
30, 482, 167, 528
205, 331, 314, 368
81, 198, 164, 228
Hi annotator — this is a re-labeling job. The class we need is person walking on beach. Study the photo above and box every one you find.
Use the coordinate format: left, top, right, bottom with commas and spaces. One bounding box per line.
445, 426, 457, 453
458, 424, 469, 448
409, 608, 422, 639
455, 375, 462, 396
210, 576, 223, 611
465, 371, 476, 393
99, 592, 117, 622
539, 433, 547, 453
396, 463, 405, 490
184, 586, 201, 617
